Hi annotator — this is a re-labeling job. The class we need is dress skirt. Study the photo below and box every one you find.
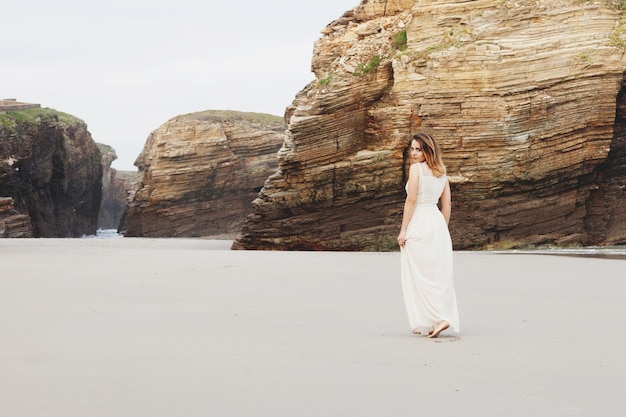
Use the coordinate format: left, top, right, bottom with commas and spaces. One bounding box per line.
400, 203, 460, 334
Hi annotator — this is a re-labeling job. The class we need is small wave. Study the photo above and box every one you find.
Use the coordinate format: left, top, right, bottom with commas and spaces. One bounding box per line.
82, 229, 124, 239
497, 246, 626, 259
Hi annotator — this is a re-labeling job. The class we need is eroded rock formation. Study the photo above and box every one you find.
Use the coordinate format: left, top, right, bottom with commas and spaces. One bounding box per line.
0, 108, 102, 237
98, 144, 138, 230
234, 0, 626, 250
120, 110, 284, 237
0, 197, 33, 238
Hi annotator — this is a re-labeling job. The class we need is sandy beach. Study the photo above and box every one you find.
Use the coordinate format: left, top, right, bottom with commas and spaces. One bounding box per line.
1, 238, 625, 417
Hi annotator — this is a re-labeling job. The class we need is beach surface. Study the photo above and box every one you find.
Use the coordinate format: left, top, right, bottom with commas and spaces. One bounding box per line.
1, 238, 625, 417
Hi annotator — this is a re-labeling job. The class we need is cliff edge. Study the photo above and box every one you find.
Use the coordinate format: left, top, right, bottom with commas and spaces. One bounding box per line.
120, 110, 285, 237
97, 144, 139, 231
234, 0, 626, 250
0, 107, 102, 237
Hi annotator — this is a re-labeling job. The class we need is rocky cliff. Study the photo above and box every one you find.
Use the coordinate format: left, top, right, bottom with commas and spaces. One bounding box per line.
0, 108, 102, 237
0, 197, 33, 238
97, 144, 138, 230
233, 0, 626, 251
120, 110, 284, 237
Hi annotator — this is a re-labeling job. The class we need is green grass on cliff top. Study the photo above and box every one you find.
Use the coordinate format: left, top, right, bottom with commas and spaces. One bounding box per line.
96, 143, 115, 154
0, 107, 84, 130
116, 170, 141, 182
177, 110, 284, 127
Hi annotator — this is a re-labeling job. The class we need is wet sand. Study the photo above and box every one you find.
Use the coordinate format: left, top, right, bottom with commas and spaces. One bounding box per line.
1, 238, 625, 416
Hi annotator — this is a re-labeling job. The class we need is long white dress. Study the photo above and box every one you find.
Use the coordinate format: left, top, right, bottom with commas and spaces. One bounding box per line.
400, 162, 460, 334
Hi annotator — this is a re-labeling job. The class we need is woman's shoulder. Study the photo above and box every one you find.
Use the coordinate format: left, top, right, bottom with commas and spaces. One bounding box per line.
412, 162, 428, 169
409, 162, 422, 175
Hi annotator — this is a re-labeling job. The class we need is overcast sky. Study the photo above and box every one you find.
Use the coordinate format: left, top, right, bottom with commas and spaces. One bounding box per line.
2, 0, 359, 170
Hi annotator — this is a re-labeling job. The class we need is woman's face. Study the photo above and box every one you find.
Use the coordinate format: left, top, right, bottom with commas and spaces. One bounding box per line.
410, 140, 426, 163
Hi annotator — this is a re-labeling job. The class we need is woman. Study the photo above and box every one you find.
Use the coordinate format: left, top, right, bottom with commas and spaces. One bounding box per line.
398, 132, 459, 338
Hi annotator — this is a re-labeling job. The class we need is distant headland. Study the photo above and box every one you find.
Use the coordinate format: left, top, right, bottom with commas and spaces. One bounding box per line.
0, 98, 41, 113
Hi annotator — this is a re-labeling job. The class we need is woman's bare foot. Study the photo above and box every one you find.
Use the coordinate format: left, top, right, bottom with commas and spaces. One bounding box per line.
413, 327, 435, 336
427, 321, 449, 338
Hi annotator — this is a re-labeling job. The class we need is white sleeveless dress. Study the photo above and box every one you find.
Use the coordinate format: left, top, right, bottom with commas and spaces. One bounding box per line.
400, 162, 460, 334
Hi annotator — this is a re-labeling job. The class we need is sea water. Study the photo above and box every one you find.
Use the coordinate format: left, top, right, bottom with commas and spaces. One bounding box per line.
496, 246, 626, 259
79, 230, 625, 257
83, 229, 124, 239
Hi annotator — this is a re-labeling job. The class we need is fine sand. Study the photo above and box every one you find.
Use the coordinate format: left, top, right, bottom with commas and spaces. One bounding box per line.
1, 238, 625, 417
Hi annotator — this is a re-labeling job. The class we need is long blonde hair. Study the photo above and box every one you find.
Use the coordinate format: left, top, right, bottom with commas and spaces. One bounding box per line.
410, 132, 446, 177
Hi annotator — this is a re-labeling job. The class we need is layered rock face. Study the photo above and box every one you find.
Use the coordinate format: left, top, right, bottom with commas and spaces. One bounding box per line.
0, 197, 33, 238
235, 0, 626, 250
97, 144, 138, 230
120, 111, 284, 237
586, 77, 626, 245
0, 108, 103, 237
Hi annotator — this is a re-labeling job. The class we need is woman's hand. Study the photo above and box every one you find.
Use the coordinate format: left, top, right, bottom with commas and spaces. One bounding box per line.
397, 231, 407, 248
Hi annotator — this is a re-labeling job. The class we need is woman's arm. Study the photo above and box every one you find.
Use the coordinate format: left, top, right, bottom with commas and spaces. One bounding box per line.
440, 178, 451, 225
398, 164, 419, 248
